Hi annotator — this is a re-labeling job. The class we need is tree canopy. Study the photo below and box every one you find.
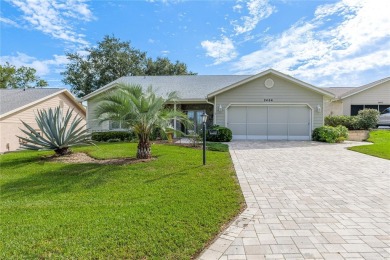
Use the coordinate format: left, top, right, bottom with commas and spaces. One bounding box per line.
62, 35, 196, 98
0, 62, 48, 89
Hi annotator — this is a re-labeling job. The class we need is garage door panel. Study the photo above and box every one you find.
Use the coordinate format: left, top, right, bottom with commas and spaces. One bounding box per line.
247, 107, 267, 124
247, 124, 267, 136
228, 124, 246, 136
268, 123, 288, 140
289, 123, 310, 138
268, 107, 288, 123
228, 105, 310, 140
228, 107, 246, 124
289, 107, 310, 123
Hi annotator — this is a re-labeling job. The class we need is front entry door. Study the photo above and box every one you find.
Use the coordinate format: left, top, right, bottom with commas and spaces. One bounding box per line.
187, 110, 204, 134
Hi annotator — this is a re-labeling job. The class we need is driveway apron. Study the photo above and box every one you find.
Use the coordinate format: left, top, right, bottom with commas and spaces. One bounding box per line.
198, 141, 390, 259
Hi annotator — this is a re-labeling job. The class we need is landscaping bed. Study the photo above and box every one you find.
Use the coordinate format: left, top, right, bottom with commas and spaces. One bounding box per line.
0, 142, 243, 259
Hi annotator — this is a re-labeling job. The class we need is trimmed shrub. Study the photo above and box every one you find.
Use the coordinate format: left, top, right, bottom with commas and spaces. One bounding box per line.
325, 109, 379, 130
357, 109, 379, 130
312, 125, 348, 143
206, 125, 232, 142
325, 115, 359, 130
91, 131, 136, 142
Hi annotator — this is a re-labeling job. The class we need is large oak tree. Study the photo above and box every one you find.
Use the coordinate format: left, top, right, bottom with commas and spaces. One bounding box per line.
0, 62, 48, 89
62, 35, 195, 98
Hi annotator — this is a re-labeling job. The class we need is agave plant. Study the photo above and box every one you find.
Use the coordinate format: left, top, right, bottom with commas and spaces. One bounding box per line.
17, 106, 92, 156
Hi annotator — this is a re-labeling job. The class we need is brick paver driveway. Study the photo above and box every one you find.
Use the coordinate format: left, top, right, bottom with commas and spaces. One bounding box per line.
199, 141, 390, 259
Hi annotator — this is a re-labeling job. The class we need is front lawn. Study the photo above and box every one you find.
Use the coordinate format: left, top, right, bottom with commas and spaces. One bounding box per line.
349, 130, 390, 159
0, 143, 243, 259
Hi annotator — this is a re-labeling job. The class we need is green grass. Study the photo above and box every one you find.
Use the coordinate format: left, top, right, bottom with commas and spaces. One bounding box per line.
0, 143, 243, 259
206, 142, 229, 152
349, 130, 390, 160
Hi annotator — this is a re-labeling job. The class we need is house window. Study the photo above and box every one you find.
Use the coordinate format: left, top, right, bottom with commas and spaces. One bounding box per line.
351, 105, 364, 116
351, 104, 390, 115
109, 120, 125, 130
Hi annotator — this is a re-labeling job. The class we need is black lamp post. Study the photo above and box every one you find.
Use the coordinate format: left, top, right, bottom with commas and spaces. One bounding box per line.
201, 112, 208, 165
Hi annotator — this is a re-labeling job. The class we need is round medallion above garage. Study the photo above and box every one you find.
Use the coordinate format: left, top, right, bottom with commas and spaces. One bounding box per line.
264, 78, 274, 88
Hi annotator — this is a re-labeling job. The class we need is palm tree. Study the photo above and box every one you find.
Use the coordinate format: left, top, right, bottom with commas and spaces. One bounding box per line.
95, 84, 191, 159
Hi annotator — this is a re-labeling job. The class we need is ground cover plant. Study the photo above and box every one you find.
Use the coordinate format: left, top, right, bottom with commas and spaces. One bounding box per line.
0, 142, 243, 259
349, 130, 390, 160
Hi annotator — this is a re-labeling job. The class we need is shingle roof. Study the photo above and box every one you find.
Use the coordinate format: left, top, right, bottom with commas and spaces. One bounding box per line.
83, 75, 251, 100
321, 87, 354, 98
339, 77, 390, 98
0, 88, 66, 116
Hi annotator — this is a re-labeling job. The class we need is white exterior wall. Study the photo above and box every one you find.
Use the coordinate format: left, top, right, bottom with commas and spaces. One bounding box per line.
86, 96, 110, 131
324, 98, 343, 116
0, 94, 86, 153
341, 81, 390, 115
214, 75, 325, 129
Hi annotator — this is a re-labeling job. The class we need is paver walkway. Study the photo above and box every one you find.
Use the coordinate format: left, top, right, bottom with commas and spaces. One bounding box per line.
198, 141, 390, 259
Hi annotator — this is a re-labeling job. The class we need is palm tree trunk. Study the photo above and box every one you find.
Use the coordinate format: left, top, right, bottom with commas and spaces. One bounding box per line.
137, 137, 151, 159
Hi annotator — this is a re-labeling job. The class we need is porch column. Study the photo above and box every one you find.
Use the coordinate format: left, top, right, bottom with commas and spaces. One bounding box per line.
173, 102, 177, 138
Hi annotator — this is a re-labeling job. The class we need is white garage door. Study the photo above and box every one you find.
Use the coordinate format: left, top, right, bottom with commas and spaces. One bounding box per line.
227, 105, 311, 140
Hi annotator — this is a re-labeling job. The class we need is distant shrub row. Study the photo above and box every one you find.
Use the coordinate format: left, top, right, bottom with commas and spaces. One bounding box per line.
91, 131, 136, 142
325, 109, 379, 130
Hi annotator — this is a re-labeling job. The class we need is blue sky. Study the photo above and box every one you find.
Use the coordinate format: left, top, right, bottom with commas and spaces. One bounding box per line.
1, 0, 389, 88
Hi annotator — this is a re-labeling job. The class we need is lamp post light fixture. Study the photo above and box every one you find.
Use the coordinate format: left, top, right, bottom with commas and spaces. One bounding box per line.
201, 112, 208, 165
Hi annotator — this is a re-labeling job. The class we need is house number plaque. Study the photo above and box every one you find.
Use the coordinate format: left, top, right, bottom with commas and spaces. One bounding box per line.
264, 98, 273, 102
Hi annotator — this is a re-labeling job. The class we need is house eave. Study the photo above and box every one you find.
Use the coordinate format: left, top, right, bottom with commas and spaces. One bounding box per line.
0, 89, 85, 119
207, 69, 335, 99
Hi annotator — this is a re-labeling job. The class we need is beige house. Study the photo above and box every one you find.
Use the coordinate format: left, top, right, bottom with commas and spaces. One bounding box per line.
83, 69, 334, 141
83, 69, 389, 141
0, 88, 86, 153
323, 77, 390, 116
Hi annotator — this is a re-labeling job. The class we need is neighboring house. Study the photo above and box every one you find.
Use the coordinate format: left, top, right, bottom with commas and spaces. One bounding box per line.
0, 88, 86, 153
83, 69, 334, 141
323, 77, 390, 116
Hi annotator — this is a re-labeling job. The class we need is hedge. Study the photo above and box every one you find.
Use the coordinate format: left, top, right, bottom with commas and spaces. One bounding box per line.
325, 109, 379, 130
206, 125, 232, 142
91, 131, 136, 142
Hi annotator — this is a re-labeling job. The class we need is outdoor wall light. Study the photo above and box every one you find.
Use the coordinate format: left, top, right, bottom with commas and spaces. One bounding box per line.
316, 104, 322, 113
218, 104, 223, 112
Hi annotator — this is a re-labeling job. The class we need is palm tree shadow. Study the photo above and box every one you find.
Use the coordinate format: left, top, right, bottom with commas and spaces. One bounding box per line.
1, 163, 119, 199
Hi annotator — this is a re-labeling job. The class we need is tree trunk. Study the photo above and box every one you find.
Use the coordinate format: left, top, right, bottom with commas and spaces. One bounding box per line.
137, 139, 151, 159
55, 147, 70, 156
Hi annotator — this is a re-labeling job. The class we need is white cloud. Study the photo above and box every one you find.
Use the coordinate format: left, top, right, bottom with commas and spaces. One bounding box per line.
146, 0, 183, 4
1, 52, 69, 77
0, 16, 20, 27
231, 0, 274, 35
201, 36, 238, 65
232, 0, 390, 86
5, 0, 94, 45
